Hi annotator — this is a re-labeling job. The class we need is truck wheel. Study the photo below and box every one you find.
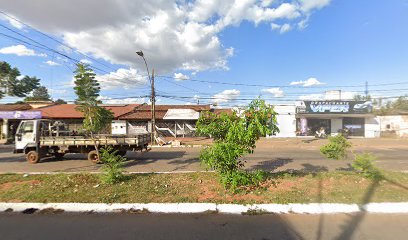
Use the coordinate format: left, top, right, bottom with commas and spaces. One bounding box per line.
117, 150, 127, 157
26, 151, 40, 164
54, 153, 65, 159
88, 150, 100, 164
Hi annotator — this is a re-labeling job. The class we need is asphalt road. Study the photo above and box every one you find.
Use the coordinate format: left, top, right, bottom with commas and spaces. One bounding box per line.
0, 138, 407, 173
1, 212, 408, 240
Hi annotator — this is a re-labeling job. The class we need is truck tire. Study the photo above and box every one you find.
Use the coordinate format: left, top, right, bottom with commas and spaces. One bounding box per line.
117, 150, 127, 157
54, 153, 65, 159
26, 151, 40, 164
88, 150, 100, 164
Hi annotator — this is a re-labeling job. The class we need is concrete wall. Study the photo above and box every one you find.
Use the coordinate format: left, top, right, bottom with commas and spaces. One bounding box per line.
379, 115, 408, 137
272, 105, 296, 137
365, 116, 381, 138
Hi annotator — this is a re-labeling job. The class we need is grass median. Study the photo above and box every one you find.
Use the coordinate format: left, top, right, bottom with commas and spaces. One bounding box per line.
1, 171, 408, 204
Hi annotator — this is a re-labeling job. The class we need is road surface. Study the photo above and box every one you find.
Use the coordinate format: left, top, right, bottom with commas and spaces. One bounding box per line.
0, 138, 407, 173
1, 212, 408, 240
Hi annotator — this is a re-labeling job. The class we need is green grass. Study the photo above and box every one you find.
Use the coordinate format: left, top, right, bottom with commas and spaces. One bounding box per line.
1, 171, 408, 204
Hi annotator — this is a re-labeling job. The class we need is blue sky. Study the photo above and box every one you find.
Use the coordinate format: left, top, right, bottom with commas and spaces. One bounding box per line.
0, 0, 408, 106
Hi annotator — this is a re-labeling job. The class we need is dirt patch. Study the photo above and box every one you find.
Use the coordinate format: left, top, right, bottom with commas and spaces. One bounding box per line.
0, 180, 40, 191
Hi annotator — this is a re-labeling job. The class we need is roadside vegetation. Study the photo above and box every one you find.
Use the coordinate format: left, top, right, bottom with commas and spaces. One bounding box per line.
320, 134, 352, 160
1, 171, 408, 204
196, 99, 279, 191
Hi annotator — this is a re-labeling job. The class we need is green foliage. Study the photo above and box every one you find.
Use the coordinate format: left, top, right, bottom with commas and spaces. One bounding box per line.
197, 99, 279, 191
352, 153, 383, 180
320, 134, 352, 160
73, 63, 113, 135
220, 170, 268, 192
0, 61, 40, 98
54, 99, 67, 104
24, 86, 51, 102
376, 96, 408, 115
100, 147, 126, 184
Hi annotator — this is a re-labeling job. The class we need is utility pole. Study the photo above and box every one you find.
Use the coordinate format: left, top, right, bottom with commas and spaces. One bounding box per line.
136, 50, 155, 146
151, 69, 156, 146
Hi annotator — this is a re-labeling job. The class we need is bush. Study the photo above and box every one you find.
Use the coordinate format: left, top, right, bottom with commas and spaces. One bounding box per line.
352, 153, 383, 180
220, 170, 268, 192
320, 134, 351, 160
197, 99, 279, 191
100, 147, 126, 184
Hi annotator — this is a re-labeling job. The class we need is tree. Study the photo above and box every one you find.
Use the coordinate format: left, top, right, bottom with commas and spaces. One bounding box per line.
376, 96, 408, 115
196, 99, 279, 191
353, 94, 372, 101
54, 99, 67, 104
73, 63, 113, 160
24, 86, 51, 102
0, 61, 40, 98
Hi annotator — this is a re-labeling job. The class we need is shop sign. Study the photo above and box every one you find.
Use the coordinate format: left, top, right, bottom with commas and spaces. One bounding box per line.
0, 111, 42, 119
298, 101, 372, 114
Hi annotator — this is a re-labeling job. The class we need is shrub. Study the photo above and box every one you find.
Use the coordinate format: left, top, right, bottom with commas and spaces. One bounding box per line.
320, 134, 351, 160
352, 153, 383, 180
220, 170, 268, 192
100, 146, 126, 184
197, 99, 279, 191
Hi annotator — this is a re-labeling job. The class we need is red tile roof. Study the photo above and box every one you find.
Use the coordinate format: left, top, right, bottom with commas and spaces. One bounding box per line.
0, 104, 32, 111
119, 105, 211, 120
37, 104, 140, 119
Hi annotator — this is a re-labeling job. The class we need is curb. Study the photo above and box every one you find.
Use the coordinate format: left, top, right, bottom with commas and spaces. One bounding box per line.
1, 202, 408, 214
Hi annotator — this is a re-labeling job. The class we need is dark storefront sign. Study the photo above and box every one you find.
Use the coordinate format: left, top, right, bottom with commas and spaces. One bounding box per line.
297, 101, 373, 114
0, 111, 42, 119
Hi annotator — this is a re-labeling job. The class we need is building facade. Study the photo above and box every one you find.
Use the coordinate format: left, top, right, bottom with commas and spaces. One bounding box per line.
295, 100, 380, 138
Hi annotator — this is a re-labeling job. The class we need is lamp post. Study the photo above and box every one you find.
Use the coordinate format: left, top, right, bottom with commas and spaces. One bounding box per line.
136, 51, 155, 146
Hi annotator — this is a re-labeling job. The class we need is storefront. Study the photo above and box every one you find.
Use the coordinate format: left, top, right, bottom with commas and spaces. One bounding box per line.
0, 111, 42, 142
295, 100, 380, 138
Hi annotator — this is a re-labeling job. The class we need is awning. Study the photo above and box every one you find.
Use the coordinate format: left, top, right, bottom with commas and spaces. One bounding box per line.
0, 111, 42, 119
296, 113, 375, 118
163, 109, 199, 120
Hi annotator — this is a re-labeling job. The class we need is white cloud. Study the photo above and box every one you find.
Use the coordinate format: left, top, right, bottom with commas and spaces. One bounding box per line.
300, 0, 331, 12
0, 45, 46, 57
290, 77, 325, 87
2, 14, 24, 29
99, 96, 147, 104
96, 68, 148, 90
262, 87, 284, 97
45, 60, 61, 66
280, 23, 291, 33
1, 0, 330, 74
212, 89, 240, 104
270, 23, 292, 34
48, 88, 67, 94
80, 59, 92, 64
174, 72, 189, 81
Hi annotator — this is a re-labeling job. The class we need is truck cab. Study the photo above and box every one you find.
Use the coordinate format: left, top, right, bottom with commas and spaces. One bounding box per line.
14, 119, 68, 163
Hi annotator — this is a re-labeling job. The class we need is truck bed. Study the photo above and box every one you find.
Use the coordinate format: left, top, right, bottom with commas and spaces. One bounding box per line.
40, 134, 150, 147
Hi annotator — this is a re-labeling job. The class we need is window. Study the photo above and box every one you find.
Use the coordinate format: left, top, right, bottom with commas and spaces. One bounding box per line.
18, 121, 34, 134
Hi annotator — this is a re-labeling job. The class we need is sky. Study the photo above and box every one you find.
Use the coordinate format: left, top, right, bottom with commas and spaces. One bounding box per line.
0, 0, 408, 107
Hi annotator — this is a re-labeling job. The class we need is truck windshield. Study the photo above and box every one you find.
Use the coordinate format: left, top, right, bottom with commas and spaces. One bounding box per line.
18, 121, 34, 134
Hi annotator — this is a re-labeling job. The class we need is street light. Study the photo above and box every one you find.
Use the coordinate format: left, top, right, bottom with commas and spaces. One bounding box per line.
136, 50, 155, 146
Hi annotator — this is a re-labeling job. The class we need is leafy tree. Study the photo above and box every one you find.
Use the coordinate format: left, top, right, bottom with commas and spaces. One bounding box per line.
353, 94, 372, 101
73, 63, 113, 159
0, 61, 40, 98
376, 96, 408, 115
320, 134, 351, 160
24, 86, 51, 101
196, 99, 279, 191
54, 99, 67, 104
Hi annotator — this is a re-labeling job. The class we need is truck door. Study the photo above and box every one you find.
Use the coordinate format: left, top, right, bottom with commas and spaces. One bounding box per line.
15, 120, 36, 151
